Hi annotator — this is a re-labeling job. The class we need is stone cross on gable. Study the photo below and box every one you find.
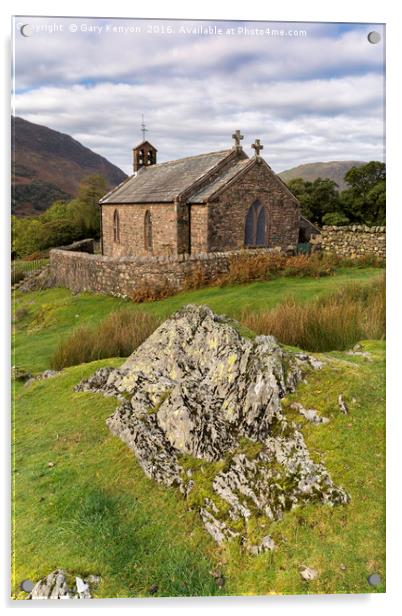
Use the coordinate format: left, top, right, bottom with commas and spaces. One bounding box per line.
232, 129, 244, 147
251, 139, 264, 157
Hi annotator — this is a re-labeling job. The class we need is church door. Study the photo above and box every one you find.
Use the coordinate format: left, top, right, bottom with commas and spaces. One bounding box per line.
244, 201, 266, 247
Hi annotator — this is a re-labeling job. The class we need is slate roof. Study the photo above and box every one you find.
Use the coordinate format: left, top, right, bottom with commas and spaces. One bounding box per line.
188, 158, 252, 203
100, 149, 235, 204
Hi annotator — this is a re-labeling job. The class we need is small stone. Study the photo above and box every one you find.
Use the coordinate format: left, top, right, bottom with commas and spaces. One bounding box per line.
338, 395, 349, 415
300, 566, 318, 581
210, 569, 225, 588
75, 577, 90, 598
261, 535, 276, 551
47, 462, 55, 468
340, 563, 347, 571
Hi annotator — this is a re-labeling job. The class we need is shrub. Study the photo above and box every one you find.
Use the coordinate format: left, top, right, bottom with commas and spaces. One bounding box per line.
214, 251, 336, 287
240, 274, 385, 352
282, 254, 334, 278
51, 309, 162, 369
129, 279, 177, 303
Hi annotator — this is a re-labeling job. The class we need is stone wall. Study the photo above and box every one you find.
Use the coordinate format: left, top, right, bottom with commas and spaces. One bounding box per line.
208, 162, 300, 252
50, 246, 284, 299
102, 203, 177, 258
310, 225, 386, 259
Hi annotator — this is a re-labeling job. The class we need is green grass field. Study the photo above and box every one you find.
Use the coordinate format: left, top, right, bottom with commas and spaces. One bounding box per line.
13, 266, 380, 374
11, 267, 385, 598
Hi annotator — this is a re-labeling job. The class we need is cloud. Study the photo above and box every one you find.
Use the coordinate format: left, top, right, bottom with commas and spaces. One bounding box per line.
12, 17, 385, 173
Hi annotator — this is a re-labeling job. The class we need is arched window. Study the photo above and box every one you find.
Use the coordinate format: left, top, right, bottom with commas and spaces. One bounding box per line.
113, 209, 120, 243
244, 201, 266, 247
144, 210, 153, 252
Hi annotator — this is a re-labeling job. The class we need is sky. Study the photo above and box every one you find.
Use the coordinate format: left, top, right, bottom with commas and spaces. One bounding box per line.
12, 16, 385, 175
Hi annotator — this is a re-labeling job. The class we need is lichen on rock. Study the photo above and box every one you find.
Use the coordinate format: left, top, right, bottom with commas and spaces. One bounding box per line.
76, 304, 349, 546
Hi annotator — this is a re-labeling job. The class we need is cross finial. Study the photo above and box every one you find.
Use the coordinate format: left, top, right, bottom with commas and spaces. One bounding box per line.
141, 114, 148, 141
232, 129, 244, 148
251, 138, 264, 157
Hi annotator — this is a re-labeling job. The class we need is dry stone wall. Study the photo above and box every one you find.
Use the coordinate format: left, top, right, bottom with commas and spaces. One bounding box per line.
50, 246, 282, 298
311, 225, 386, 259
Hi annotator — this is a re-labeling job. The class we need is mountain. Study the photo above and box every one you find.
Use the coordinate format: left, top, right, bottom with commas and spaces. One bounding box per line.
278, 160, 366, 191
12, 116, 127, 216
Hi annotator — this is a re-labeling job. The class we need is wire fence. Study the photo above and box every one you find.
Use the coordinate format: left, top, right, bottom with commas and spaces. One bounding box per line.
12, 258, 49, 275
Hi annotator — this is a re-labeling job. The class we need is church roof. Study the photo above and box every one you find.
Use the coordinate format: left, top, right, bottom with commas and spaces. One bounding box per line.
100, 149, 235, 204
188, 158, 252, 203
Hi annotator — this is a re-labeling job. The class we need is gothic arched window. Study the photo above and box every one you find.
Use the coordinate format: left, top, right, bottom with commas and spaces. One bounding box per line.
113, 209, 120, 243
144, 210, 153, 252
244, 201, 266, 246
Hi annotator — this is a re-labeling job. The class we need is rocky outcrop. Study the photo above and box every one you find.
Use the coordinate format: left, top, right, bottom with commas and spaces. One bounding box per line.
15, 265, 55, 293
76, 305, 348, 546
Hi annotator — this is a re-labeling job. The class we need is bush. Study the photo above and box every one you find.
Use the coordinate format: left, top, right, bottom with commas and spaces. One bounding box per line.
282, 254, 334, 278
240, 274, 385, 352
214, 251, 336, 287
129, 280, 177, 303
51, 309, 162, 369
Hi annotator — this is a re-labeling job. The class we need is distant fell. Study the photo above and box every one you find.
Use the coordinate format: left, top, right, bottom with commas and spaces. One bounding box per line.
279, 160, 366, 191
12, 116, 127, 216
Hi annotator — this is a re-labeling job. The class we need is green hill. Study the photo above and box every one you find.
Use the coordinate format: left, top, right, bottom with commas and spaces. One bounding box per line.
279, 161, 366, 190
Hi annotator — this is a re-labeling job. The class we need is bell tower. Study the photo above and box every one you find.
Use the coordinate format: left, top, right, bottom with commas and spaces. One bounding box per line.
132, 141, 158, 173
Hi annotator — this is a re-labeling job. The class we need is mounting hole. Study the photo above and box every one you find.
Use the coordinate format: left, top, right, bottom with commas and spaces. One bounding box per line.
20, 579, 34, 593
367, 572, 382, 587
367, 31, 381, 44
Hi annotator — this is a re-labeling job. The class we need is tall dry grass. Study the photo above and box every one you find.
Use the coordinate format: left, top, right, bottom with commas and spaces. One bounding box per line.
51, 309, 162, 369
241, 274, 385, 352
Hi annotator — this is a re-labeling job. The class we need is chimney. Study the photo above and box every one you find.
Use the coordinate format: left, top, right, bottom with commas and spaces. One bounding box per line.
132, 141, 158, 173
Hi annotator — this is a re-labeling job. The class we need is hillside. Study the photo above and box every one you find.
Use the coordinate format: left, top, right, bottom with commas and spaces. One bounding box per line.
12, 268, 385, 597
279, 160, 365, 191
12, 116, 127, 216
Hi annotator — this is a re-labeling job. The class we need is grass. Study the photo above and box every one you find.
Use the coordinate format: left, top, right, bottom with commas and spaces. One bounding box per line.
241, 274, 385, 352
223, 341, 385, 595
12, 344, 385, 597
12, 360, 222, 599
11, 266, 385, 597
51, 310, 162, 370
13, 267, 381, 374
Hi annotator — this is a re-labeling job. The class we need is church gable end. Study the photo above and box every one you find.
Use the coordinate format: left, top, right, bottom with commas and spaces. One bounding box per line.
204, 157, 300, 253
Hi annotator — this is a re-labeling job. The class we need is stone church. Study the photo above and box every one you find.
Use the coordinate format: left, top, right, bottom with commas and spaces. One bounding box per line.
100, 131, 301, 257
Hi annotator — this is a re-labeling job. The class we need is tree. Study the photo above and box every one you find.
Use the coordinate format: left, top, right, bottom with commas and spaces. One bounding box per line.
340, 162, 386, 225
12, 174, 109, 257
287, 177, 342, 225
71, 174, 108, 237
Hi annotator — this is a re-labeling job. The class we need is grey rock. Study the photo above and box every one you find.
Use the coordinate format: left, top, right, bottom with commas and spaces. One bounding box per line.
76, 304, 349, 546
338, 394, 349, 415
16, 266, 55, 293
300, 566, 318, 581
247, 535, 275, 555
290, 402, 330, 424
28, 570, 100, 600
25, 370, 60, 388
